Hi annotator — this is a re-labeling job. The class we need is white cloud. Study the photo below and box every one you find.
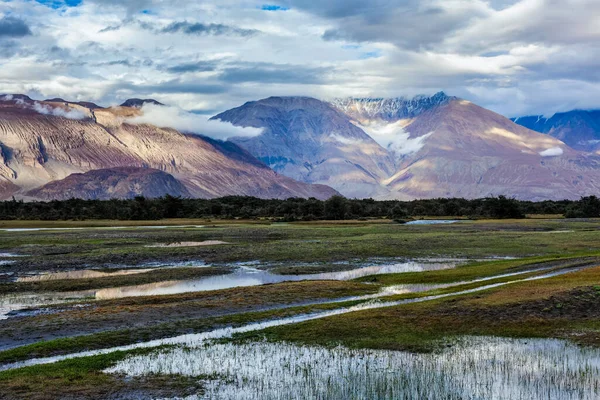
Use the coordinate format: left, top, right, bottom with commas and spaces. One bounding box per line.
128, 103, 263, 140
539, 146, 564, 157
329, 134, 363, 145
32, 102, 87, 119
1, 0, 600, 118
353, 121, 432, 157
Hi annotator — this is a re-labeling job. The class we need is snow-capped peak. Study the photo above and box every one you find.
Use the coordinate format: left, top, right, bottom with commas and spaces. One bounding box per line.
330, 92, 453, 121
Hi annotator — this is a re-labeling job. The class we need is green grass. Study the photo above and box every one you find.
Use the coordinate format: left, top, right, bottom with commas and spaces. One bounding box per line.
0, 348, 206, 400
3, 219, 600, 268
2, 219, 600, 398
240, 265, 600, 352
0, 299, 365, 365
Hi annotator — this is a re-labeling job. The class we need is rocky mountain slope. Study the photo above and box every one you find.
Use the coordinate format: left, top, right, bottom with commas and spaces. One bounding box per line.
512, 110, 600, 153
214, 97, 395, 198
0, 95, 338, 200
26, 167, 191, 200
331, 91, 453, 123
218, 94, 600, 201
383, 99, 600, 201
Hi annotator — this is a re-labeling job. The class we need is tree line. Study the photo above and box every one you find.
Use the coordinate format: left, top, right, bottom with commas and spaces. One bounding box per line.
0, 195, 599, 221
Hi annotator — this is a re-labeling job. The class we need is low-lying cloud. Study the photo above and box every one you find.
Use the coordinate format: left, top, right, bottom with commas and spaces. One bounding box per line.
1, 95, 87, 119
539, 146, 564, 157
128, 103, 263, 140
32, 102, 87, 119
354, 121, 431, 157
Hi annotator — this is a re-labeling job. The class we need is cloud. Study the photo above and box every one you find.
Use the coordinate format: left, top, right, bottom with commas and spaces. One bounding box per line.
218, 63, 328, 84
539, 146, 564, 157
288, 0, 490, 50
353, 121, 432, 157
0, 17, 32, 38
2, 0, 600, 118
165, 61, 217, 74
128, 103, 263, 140
122, 79, 228, 95
32, 102, 87, 119
160, 21, 258, 37
1, 95, 87, 119
329, 134, 363, 145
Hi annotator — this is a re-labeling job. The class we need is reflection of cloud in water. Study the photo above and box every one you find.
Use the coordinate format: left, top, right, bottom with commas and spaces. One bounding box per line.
1, 265, 592, 372
0, 225, 205, 232
92, 261, 456, 300
0, 291, 93, 320
94, 276, 262, 299
18, 269, 154, 282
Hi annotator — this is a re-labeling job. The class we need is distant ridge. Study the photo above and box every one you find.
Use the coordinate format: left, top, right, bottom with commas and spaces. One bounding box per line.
120, 98, 164, 108
513, 110, 600, 152
331, 92, 454, 122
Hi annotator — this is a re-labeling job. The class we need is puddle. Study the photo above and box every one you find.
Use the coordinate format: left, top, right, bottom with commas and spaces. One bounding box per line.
145, 241, 229, 248
0, 259, 552, 319
0, 260, 455, 318
0, 265, 589, 372
92, 261, 457, 300
0, 253, 23, 258
0, 225, 205, 232
405, 220, 465, 225
17, 268, 155, 282
543, 230, 575, 234
0, 291, 94, 320
106, 336, 600, 400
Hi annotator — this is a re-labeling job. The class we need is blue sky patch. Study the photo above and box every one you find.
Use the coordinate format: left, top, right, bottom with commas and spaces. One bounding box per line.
34, 0, 82, 9
359, 50, 382, 59
261, 5, 289, 11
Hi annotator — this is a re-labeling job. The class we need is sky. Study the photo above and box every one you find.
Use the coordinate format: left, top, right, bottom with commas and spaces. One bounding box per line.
0, 0, 599, 117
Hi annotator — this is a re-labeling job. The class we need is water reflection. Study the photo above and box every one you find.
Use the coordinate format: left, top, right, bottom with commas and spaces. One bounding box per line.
0, 266, 590, 373
0, 260, 456, 318
405, 220, 465, 225
0, 225, 205, 232
17, 268, 155, 282
107, 337, 600, 400
94, 261, 456, 300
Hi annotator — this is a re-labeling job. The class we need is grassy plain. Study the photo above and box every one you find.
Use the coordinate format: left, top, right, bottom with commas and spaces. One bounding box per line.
1, 218, 600, 398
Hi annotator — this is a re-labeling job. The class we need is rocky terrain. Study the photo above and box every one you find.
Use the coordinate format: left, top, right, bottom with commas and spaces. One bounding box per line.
4, 91, 600, 202
26, 167, 191, 200
331, 91, 453, 123
383, 99, 600, 200
513, 110, 600, 153
215, 96, 395, 198
0, 95, 338, 200
220, 94, 600, 201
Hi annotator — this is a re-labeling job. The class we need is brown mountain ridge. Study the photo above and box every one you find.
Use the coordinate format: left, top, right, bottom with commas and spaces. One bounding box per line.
0, 95, 338, 200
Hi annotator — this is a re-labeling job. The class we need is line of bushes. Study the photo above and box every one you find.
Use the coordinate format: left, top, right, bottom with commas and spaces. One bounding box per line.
1, 195, 599, 221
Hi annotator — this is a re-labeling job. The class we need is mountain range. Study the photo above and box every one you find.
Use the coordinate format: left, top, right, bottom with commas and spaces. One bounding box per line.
0, 95, 337, 201
220, 93, 600, 201
512, 110, 600, 153
1, 92, 600, 201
